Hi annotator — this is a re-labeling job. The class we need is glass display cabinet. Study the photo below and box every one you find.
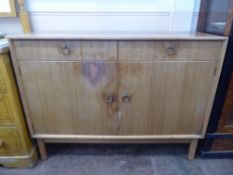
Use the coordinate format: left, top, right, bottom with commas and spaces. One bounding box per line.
198, 0, 233, 157
197, 0, 233, 36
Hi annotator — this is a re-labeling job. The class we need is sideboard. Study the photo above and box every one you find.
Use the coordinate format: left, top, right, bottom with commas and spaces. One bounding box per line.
8, 32, 228, 160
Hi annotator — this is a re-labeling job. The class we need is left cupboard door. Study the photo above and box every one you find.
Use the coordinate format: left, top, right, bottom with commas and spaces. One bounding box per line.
18, 61, 119, 136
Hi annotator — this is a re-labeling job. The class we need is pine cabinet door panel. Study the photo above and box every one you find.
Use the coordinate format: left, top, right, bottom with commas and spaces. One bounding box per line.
0, 94, 14, 125
19, 61, 118, 135
118, 61, 216, 135
0, 59, 14, 125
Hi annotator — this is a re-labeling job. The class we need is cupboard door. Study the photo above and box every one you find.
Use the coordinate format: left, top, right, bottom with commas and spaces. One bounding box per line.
19, 61, 118, 135
118, 61, 216, 135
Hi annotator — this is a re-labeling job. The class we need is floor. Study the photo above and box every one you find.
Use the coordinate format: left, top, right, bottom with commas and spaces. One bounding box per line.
0, 144, 233, 175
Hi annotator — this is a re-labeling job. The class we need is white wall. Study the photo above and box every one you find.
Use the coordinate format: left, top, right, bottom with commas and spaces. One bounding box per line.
192, 0, 201, 31
0, 0, 201, 34
0, 2, 22, 35
0, 17, 22, 34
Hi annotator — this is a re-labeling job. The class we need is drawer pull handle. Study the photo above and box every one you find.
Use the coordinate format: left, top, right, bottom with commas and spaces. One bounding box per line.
122, 94, 130, 103
106, 94, 114, 103
165, 46, 175, 56
0, 139, 4, 147
61, 44, 71, 55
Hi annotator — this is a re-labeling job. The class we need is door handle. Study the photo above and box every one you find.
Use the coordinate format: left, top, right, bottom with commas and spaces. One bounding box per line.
165, 45, 176, 56
106, 94, 114, 103
61, 44, 71, 55
122, 93, 130, 103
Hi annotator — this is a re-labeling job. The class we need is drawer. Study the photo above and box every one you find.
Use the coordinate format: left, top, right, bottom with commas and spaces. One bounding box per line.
119, 40, 223, 61
13, 40, 118, 61
0, 127, 22, 156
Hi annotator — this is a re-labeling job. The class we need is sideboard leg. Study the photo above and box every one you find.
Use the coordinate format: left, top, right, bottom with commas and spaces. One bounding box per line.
37, 139, 47, 160
188, 139, 198, 160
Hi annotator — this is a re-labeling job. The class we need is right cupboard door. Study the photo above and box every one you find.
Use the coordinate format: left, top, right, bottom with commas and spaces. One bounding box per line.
118, 61, 217, 135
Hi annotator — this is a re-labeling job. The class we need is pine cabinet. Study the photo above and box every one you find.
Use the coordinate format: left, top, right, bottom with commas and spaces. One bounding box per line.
8, 32, 228, 160
0, 39, 37, 168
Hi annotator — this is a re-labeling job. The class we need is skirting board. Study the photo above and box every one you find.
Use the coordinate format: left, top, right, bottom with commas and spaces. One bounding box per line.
0, 147, 37, 168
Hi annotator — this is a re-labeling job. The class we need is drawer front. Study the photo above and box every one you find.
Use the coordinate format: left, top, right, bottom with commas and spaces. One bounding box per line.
13, 40, 118, 61
0, 127, 22, 156
119, 41, 223, 61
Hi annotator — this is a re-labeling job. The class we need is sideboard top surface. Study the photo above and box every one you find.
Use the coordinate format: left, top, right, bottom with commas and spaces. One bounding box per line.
7, 32, 227, 41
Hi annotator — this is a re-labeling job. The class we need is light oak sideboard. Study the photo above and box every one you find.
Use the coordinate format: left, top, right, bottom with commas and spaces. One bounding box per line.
8, 32, 228, 160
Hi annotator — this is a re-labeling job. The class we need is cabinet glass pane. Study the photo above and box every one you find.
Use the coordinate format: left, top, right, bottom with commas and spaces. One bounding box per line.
205, 0, 231, 34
